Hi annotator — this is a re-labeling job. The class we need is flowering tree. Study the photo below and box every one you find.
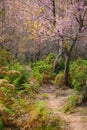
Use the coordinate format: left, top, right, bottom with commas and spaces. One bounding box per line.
56, 0, 87, 86
0, 0, 87, 86
28, 0, 87, 87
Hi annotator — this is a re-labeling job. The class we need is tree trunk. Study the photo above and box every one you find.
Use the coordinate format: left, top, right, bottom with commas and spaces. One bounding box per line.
63, 37, 78, 87
52, 0, 56, 26
63, 55, 70, 86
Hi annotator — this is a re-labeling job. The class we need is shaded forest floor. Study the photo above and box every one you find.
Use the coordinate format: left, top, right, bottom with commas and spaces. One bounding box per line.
36, 84, 87, 130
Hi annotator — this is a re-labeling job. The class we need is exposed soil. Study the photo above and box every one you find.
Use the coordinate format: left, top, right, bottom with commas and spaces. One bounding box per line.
37, 84, 87, 130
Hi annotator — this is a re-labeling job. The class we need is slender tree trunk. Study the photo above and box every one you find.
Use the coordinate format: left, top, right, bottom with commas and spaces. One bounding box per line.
63, 55, 70, 86
63, 37, 78, 87
52, 0, 56, 26
53, 48, 63, 73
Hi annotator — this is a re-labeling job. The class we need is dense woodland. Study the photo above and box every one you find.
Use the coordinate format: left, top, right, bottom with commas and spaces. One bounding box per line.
0, 0, 87, 130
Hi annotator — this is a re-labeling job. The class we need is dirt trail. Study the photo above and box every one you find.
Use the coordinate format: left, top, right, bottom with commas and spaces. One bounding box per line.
37, 84, 87, 130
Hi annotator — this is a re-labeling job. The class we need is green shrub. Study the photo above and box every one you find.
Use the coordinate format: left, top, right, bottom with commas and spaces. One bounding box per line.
63, 102, 75, 114
8, 63, 29, 90
63, 92, 83, 114
37, 114, 65, 130
0, 118, 4, 130
34, 101, 50, 119
54, 73, 64, 86
30, 82, 40, 94
45, 53, 56, 64
39, 64, 52, 74
31, 54, 57, 84
42, 93, 49, 99
70, 58, 87, 91
54, 57, 72, 87
0, 78, 16, 127
0, 62, 30, 90
31, 69, 43, 84
62, 59, 87, 112
33, 101, 65, 130
0, 49, 14, 67
57, 57, 65, 73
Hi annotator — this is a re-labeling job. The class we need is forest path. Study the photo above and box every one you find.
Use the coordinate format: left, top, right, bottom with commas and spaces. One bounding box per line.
37, 84, 87, 130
